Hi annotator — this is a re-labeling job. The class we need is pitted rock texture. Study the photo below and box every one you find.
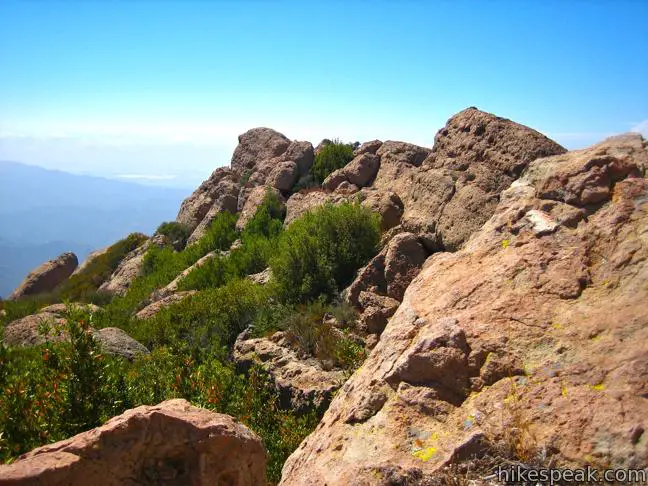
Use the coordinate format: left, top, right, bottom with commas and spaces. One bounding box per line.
233, 331, 346, 413
323, 153, 380, 190
98, 235, 167, 296
279, 134, 648, 485
345, 232, 428, 334
9, 252, 78, 300
0, 399, 267, 486
176, 167, 239, 234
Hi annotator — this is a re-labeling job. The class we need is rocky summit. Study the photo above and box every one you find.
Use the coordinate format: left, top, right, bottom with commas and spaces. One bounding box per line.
2, 107, 647, 485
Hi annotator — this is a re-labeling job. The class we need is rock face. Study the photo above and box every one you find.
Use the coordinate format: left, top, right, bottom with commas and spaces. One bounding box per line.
98, 235, 167, 296
323, 153, 380, 190
0, 399, 267, 486
284, 191, 350, 225
345, 232, 428, 334
9, 252, 78, 300
234, 331, 346, 413
231, 127, 291, 175
71, 246, 110, 276
92, 327, 150, 361
236, 185, 284, 231
150, 251, 220, 302
135, 291, 197, 320
279, 134, 648, 485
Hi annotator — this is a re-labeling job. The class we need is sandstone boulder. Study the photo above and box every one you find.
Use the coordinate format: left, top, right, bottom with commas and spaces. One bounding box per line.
92, 327, 150, 361
176, 167, 239, 233
9, 252, 78, 300
135, 291, 197, 320
354, 139, 383, 156
98, 235, 167, 297
247, 267, 273, 285
234, 331, 346, 413
150, 250, 220, 302
39, 303, 102, 315
360, 189, 404, 231
231, 127, 291, 175
345, 232, 428, 334
280, 133, 648, 485
0, 399, 266, 486
323, 153, 380, 190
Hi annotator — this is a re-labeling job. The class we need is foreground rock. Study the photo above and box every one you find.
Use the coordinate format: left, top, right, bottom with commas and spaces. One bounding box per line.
234, 331, 346, 413
98, 235, 167, 296
9, 252, 78, 300
0, 399, 267, 486
280, 134, 648, 485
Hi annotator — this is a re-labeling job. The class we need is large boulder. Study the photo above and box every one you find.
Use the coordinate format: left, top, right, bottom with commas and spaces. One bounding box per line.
92, 327, 150, 361
323, 153, 380, 190
236, 186, 284, 231
231, 127, 291, 175
345, 232, 428, 334
279, 133, 648, 485
233, 331, 346, 413
98, 235, 167, 297
9, 252, 78, 300
410, 107, 567, 250
360, 189, 404, 231
0, 399, 267, 485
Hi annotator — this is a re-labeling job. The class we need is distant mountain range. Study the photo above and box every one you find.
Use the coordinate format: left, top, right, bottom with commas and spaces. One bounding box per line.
0, 161, 190, 298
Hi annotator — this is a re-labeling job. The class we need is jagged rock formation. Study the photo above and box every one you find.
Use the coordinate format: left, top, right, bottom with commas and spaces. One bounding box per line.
98, 235, 167, 296
0, 399, 267, 485
8, 252, 78, 300
233, 331, 346, 413
236, 185, 285, 231
3, 304, 148, 361
279, 133, 648, 485
345, 232, 428, 335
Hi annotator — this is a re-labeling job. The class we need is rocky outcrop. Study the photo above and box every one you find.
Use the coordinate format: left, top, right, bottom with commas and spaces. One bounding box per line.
0, 399, 267, 485
135, 291, 197, 320
3, 311, 148, 361
323, 153, 380, 191
98, 235, 167, 297
9, 252, 78, 300
359, 189, 404, 231
345, 232, 428, 334
231, 127, 291, 175
284, 191, 351, 225
184, 170, 240, 245
280, 133, 648, 485
38, 303, 103, 315
354, 140, 383, 156
176, 167, 239, 233
234, 331, 346, 413
236, 185, 284, 231
247, 267, 273, 285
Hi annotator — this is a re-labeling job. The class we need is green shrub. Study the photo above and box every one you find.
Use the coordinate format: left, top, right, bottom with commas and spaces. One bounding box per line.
270, 202, 381, 303
311, 139, 355, 184
155, 221, 192, 251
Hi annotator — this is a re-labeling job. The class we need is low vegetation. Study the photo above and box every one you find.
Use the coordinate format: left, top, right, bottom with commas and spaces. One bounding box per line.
310, 139, 355, 184
0, 191, 380, 482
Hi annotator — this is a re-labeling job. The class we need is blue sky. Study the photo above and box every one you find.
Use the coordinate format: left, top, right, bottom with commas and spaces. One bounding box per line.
1, 0, 647, 188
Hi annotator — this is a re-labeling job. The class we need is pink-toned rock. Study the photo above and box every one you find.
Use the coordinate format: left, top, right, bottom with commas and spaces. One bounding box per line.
279, 133, 648, 486
0, 399, 267, 486
360, 190, 404, 231
231, 127, 291, 175
9, 252, 78, 300
354, 140, 383, 156
323, 153, 380, 190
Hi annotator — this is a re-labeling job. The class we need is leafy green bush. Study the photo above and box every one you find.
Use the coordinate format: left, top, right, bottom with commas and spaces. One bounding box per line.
155, 221, 192, 251
311, 139, 355, 184
270, 202, 381, 303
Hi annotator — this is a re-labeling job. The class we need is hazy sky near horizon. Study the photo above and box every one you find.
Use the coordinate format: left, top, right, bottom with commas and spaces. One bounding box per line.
1, 1, 647, 188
